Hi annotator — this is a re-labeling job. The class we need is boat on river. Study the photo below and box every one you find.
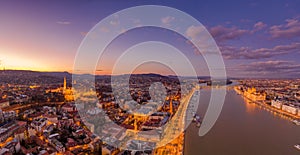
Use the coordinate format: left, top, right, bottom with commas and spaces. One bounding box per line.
294, 144, 300, 150
292, 120, 300, 126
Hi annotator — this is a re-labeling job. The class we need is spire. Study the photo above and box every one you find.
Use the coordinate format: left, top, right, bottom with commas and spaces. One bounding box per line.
134, 115, 138, 131
169, 97, 173, 115
63, 77, 67, 90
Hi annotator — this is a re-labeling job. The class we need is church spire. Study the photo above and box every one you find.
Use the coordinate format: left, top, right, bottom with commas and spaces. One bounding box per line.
170, 97, 173, 115
63, 77, 67, 90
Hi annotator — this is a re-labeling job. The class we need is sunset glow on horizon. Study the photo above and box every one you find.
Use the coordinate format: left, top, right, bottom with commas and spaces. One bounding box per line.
1, 1, 300, 78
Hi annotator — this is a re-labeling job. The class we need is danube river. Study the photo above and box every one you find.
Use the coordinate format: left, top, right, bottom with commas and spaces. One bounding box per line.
184, 89, 300, 155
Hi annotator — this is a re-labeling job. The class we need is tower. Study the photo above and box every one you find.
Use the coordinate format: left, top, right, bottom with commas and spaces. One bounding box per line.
0, 109, 3, 123
63, 77, 67, 90
134, 115, 138, 131
24, 125, 29, 139
169, 97, 173, 115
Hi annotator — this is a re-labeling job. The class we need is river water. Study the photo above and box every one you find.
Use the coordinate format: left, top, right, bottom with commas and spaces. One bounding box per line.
184, 89, 300, 155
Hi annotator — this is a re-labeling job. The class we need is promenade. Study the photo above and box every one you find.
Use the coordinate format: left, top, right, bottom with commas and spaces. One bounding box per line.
155, 87, 198, 155
234, 87, 300, 120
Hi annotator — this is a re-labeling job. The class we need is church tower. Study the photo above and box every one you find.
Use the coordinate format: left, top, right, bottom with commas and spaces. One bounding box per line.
169, 97, 173, 115
63, 77, 67, 90
134, 115, 138, 131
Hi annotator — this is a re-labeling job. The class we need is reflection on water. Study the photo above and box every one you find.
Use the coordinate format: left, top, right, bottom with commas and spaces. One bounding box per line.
243, 95, 294, 121
243, 96, 257, 114
184, 89, 300, 155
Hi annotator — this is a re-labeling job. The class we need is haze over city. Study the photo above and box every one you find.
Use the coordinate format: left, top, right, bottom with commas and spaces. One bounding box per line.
1, 1, 300, 155
1, 1, 300, 78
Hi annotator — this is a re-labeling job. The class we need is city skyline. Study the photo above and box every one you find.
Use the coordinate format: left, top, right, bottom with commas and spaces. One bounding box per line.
1, 1, 300, 78
1, 1, 300, 154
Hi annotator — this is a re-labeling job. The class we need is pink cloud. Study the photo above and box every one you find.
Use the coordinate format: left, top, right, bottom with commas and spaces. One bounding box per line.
56, 21, 71, 25
209, 25, 249, 43
161, 16, 175, 26
270, 18, 300, 38
253, 21, 267, 32
80, 32, 88, 37
186, 25, 204, 39
239, 60, 300, 75
220, 42, 300, 59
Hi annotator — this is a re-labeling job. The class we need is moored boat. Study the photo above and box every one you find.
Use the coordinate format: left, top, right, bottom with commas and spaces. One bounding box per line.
193, 114, 201, 122
196, 122, 201, 128
294, 144, 300, 150
292, 120, 300, 126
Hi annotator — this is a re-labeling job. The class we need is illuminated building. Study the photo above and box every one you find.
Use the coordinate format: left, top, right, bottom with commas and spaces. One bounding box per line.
271, 100, 283, 109
169, 98, 173, 115
62, 77, 74, 102
0, 100, 9, 109
134, 115, 138, 131
63, 77, 67, 91
244, 87, 266, 101
282, 104, 298, 115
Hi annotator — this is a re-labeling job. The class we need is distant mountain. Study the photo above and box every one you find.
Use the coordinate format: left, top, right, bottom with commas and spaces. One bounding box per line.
42, 71, 71, 78
0, 70, 72, 78
0, 70, 236, 81
0, 70, 70, 76
0, 70, 72, 85
131, 73, 166, 78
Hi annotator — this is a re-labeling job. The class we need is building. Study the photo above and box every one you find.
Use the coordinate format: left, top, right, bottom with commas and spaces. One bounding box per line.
0, 100, 9, 109
31, 118, 47, 132
28, 127, 36, 137
63, 77, 74, 102
137, 130, 161, 141
3, 138, 21, 154
0, 148, 10, 155
65, 138, 76, 148
49, 138, 65, 152
3, 111, 16, 121
44, 115, 58, 124
282, 104, 298, 115
271, 100, 283, 109
0, 121, 22, 142
84, 122, 95, 133
63, 77, 67, 90
244, 87, 266, 101
61, 104, 75, 113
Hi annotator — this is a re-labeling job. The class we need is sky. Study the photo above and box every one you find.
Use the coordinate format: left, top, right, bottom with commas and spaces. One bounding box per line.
0, 0, 300, 78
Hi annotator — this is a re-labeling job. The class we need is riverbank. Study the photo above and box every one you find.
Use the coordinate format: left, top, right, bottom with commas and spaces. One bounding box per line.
234, 87, 300, 120
155, 88, 198, 155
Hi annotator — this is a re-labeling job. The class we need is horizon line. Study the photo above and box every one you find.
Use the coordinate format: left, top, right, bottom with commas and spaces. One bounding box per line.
1, 69, 300, 79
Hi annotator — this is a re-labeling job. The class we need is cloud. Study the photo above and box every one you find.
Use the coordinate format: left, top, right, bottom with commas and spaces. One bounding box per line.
209, 25, 249, 43
253, 21, 267, 32
56, 21, 71, 25
186, 25, 249, 44
99, 26, 110, 33
228, 60, 300, 78
270, 18, 300, 38
80, 32, 88, 37
185, 25, 251, 55
186, 25, 204, 39
221, 42, 300, 59
132, 18, 140, 24
240, 60, 300, 76
185, 26, 220, 55
110, 20, 119, 26
161, 16, 175, 26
